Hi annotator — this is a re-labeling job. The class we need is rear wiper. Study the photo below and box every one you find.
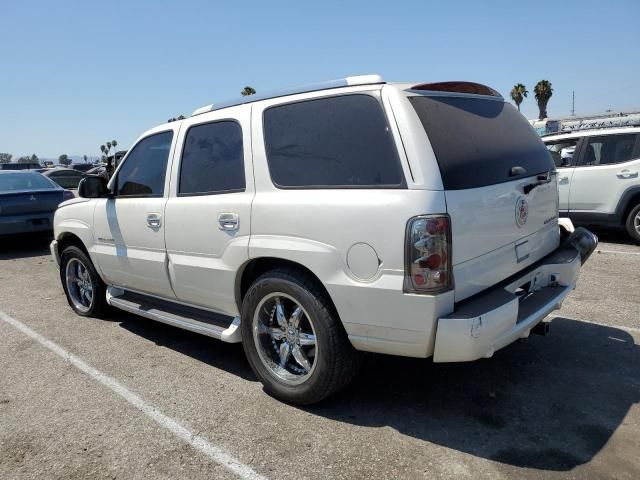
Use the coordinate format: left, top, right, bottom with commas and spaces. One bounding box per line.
524, 171, 555, 195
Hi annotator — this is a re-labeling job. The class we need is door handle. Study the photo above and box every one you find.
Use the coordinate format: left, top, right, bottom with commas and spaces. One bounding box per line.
218, 213, 239, 231
617, 169, 638, 179
146, 213, 162, 229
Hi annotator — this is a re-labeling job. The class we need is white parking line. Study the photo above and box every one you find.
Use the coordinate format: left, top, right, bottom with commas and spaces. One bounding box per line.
0, 309, 267, 480
597, 249, 640, 256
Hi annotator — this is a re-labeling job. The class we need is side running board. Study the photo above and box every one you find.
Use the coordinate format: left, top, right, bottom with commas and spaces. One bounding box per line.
106, 287, 241, 343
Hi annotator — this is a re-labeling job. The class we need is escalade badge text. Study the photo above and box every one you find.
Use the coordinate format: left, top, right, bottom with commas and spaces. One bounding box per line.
515, 196, 528, 227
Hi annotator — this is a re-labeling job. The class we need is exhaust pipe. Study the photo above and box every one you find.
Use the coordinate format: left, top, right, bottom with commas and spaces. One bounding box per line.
532, 321, 551, 336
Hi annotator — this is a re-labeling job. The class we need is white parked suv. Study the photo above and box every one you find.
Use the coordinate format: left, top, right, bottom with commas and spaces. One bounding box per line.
543, 126, 640, 243
51, 75, 597, 404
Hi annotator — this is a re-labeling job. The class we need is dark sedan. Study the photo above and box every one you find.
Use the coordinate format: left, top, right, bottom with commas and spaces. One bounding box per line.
41, 167, 85, 189
0, 171, 74, 235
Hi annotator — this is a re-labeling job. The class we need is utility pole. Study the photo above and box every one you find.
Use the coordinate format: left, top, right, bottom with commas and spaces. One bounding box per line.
571, 90, 575, 116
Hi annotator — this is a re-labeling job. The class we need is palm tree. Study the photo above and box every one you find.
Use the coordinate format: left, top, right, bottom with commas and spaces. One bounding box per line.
106, 141, 112, 158
510, 83, 528, 112
241, 86, 256, 96
112, 140, 118, 153
534, 80, 553, 120
100, 144, 106, 157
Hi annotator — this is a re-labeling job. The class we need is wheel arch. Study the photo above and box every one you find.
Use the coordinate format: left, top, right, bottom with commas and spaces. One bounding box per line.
236, 257, 341, 321
56, 231, 90, 257
619, 186, 640, 225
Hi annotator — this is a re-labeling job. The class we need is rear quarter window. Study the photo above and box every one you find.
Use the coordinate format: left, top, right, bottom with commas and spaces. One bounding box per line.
409, 95, 554, 190
263, 94, 405, 188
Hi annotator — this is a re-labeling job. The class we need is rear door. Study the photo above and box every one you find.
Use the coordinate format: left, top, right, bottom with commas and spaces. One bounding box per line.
544, 137, 583, 211
408, 93, 559, 300
163, 104, 253, 316
568, 132, 640, 214
92, 129, 177, 299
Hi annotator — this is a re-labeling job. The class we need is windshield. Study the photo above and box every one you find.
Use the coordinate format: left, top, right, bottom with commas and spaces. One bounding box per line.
0, 172, 58, 192
409, 95, 554, 190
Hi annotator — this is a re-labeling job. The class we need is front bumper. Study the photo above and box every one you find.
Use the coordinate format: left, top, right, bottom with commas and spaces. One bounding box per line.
433, 227, 597, 362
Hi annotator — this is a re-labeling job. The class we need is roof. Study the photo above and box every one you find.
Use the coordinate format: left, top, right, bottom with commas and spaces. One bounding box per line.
191, 74, 385, 116
542, 125, 640, 141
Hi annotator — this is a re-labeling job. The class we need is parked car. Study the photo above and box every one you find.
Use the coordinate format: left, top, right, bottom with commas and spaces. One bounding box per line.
42, 167, 85, 189
0, 171, 74, 235
51, 75, 597, 404
71, 163, 95, 173
0, 162, 41, 170
543, 126, 640, 243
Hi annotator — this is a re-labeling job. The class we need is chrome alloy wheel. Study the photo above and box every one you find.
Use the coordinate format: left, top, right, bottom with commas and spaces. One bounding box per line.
252, 292, 318, 386
635, 211, 640, 235
65, 258, 94, 313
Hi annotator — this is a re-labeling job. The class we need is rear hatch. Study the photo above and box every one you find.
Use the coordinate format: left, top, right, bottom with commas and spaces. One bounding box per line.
0, 172, 64, 215
409, 90, 559, 301
0, 190, 63, 215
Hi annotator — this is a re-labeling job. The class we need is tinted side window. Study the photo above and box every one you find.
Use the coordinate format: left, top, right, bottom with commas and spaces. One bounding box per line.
581, 134, 637, 166
179, 121, 245, 195
116, 131, 173, 196
263, 95, 404, 188
545, 139, 579, 167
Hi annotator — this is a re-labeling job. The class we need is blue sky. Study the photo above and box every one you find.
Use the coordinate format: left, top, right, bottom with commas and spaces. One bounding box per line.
1, 0, 639, 159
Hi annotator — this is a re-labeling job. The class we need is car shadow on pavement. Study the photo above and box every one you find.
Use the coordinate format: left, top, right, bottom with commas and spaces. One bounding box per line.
304, 317, 640, 472
0, 233, 52, 260
590, 227, 638, 246
112, 311, 256, 382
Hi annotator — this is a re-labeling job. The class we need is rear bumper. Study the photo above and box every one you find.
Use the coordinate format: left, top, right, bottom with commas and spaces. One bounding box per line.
0, 212, 53, 235
432, 227, 597, 362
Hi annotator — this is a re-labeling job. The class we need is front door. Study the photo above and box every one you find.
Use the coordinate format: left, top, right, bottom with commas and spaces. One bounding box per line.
92, 129, 177, 299
569, 132, 640, 214
164, 105, 253, 317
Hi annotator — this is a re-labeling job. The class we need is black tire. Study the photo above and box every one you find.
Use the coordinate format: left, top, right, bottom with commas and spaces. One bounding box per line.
241, 268, 361, 405
625, 204, 640, 244
60, 246, 109, 317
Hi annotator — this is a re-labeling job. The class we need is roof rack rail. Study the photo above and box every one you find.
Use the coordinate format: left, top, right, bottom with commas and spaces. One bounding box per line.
191, 74, 385, 117
542, 119, 640, 136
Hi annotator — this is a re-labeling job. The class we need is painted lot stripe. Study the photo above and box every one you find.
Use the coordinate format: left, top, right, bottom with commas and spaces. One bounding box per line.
0, 309, 267, 480
597, 249, 640, 256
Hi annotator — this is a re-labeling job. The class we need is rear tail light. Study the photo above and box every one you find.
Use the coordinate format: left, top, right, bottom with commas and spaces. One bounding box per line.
61, 190, 75, 202
404, 214, 452, 293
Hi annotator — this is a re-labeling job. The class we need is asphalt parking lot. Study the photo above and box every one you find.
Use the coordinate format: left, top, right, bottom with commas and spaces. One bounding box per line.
1, 230, 639, 480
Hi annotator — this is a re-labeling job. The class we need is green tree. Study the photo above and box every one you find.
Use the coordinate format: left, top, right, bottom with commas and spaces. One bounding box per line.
30, 154, 39, 164
58, 154, 71, 166
17, 156, 32, 163
111, 140, 118, 153
83, 154, 88, 163
534, 80, 553, 120
241, 86, 256, 96
0, 153, 12, 164
510, 83, 528, 112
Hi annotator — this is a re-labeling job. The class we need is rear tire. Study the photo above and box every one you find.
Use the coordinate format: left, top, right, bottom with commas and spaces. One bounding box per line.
625, 204, 640, 244
241, 268, 360, 405
60, 246, 109, 317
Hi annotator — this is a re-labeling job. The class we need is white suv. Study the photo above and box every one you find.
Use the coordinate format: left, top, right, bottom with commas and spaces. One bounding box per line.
51, 75, 597, 404
544, 126, 640, 243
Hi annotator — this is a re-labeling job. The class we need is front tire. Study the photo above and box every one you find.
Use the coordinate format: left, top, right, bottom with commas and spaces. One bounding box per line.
625, 204, 640, 244
60, 246, 108, 317
241, 269, 360, 405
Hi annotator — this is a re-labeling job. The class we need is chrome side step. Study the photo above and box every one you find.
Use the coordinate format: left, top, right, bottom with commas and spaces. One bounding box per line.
106, 287, 242, 343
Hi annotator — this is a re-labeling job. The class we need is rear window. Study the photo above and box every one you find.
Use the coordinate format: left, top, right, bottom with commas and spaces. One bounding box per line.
0, 172, 56, 191
263, 94, 405, 188
409, 95, 554, 190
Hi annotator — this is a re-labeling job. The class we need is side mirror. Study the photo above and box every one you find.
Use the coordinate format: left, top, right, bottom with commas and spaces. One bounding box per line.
78, 175, 110, 198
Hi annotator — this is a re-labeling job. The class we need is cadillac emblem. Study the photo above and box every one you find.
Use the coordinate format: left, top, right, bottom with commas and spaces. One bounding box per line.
515, 196, 528, 227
